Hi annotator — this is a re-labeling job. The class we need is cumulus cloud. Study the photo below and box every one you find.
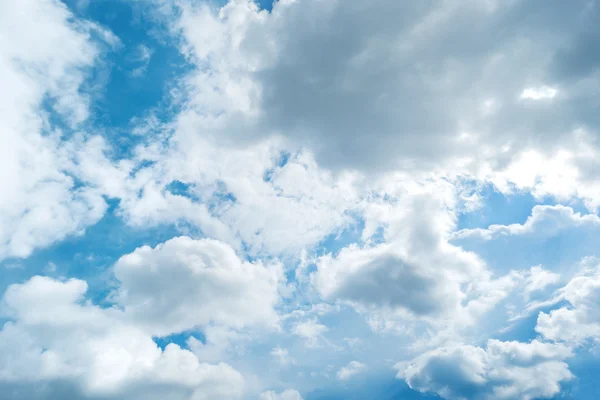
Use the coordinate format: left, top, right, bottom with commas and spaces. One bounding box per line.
291, 318, 329, 348
523, 265, 561, 295
113, 236, 284, 336
337, 361, 366, 381
0, 276, 244, 400
271, 347, 296, 366
314, 244, 465, 318
259, 389, 304, 400
536, 258, 600, 345
400, 339, 573, 400
106, 133, 361, 257
312, 190, 502, 330
454, 205, 600, 241
0, 0, 116, 261
169, 0, 600, 187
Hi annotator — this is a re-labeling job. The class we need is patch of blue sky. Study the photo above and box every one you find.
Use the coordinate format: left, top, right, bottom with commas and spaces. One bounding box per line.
453, 221, 600, 274
279, 216, 367, 288
208, 180, 238, 210
39, 95, 72, 135
456, 183, 588, 231
493, 299, 571, 343
1, 1, 202, 311
264, 151, 292, 182
153, 330, 206, 351
165, 180, 199, 201
565, 350, 600, 400
314, 217, 365, 257
281, 215, 379, 294
128, 159, 156, 177
306, 374, 438, 400
209, 0, 274, 12
251, 305, 438, 399
255, 0, 275, 11
0, 199, 181, 306
62, 0, 191, 158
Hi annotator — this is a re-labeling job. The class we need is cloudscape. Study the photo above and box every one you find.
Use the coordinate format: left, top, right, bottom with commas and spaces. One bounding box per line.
1, 0, 600, 399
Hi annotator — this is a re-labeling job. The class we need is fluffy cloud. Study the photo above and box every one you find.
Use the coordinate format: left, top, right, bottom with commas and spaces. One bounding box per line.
271, 347, 296, 366
454, 205, 600, 241
6, 0, 600, 399
0, 276, 244, 400
260, 389, 304, 400
291, 318, 329, 348
536, 259, 600, 345
523, 266, 560, 296
400, 339, 573, 400
0, 0, 115, 260
171, 0, 600, 188
486, 143, 600, 210
113, 236, 284, 336
314, 243, 465, 318
107, 131, 361, 257
452, 203, 600, 283
312, 190, 496, 328
337, 361, 366, 381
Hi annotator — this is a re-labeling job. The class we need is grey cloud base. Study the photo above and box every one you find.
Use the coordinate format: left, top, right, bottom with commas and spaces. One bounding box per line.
177, 0, 600, 174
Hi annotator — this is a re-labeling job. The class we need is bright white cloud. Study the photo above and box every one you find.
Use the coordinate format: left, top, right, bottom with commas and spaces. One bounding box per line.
454, 205, 600, 241
0, 0, 118, 261
400, 339, 573, 400
113, 236, 284, 336
312, 189, 500, 331
520, 86, 558, 100
337, 361, 366, 381
523, 265, 561, 295
187, 326, 243, 365
536, 258, 600, 345
5, 0, 600, 399
0, 276, 244, 400
291, 318, 329, 348
271, 347, 296, 366
170, 0, 600, 188
108, 134, 361, 257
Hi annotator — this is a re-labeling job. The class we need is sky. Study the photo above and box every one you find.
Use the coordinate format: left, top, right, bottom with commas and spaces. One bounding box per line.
1, 0, 600, 399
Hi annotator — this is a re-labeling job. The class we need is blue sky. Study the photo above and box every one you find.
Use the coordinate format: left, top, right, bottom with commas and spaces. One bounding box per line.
1, 1, 600, 399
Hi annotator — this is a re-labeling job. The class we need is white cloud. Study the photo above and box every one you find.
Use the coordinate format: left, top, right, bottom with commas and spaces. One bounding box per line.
536, 258, 600, 345
454, 204, 600, 241
520, 86, 558, 100
260, 389, 304, 400
6, 0, 600, 398
482, 142, 600, 210
271, 347, 295, 366
400, 339, 573, 400
107, 133, 361, 257
523, 265, 560, 295
0, 0, 117, 261
187, 324, 248, 364
291, 318, 328, 348
0, 276, 244, 400
129, 44, 154, 77
337, 361, 366, 381
312, 189, 498, 330
113, 236, 284, 336
168, 0, 600, 188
